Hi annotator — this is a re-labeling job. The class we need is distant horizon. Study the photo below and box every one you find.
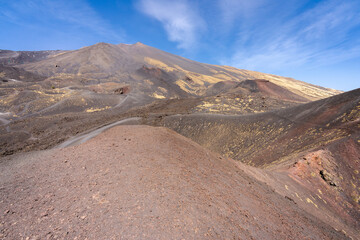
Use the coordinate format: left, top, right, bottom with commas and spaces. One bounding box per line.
1, 0, 360, 91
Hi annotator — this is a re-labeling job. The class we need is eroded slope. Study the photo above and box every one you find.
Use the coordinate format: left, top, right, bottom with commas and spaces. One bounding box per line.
0, 125, 347, 239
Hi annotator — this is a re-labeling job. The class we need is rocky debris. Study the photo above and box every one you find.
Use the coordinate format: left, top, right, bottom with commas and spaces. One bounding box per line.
114, 86, 129, 95
285, 196, 296, 204
185, 76, 193, 83
319, 170, 337, 186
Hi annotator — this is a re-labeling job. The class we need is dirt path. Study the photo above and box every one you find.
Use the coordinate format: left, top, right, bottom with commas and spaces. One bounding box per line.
56, 117, 141, 148
0, 112, 11, 125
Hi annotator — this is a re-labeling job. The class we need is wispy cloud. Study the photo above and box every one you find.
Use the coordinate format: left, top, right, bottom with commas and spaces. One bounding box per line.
136, 0, 205, 50
219, 0, 265, 25
219, 0, 360, 72
0, 0, 122, 40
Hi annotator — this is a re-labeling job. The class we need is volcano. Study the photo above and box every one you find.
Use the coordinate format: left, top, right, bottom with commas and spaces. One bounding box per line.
0, 42, 358, 239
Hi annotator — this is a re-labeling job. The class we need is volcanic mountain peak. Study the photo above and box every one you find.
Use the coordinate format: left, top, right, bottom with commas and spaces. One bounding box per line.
12, 42, 340, 101
94, 41, 112, 46
132, 41, 146, 46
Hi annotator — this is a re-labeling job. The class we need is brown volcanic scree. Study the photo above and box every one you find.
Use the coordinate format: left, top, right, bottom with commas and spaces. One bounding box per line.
0, 126, 350, 239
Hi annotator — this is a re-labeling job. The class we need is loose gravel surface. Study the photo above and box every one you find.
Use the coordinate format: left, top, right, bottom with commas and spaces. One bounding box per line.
0, 125, 347, 239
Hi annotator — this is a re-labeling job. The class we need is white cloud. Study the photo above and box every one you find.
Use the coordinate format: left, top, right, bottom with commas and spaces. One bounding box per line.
219, 0, 265, 25
137, 0, 205, 50
221, 0, 360, 72
0, 0, 122, 40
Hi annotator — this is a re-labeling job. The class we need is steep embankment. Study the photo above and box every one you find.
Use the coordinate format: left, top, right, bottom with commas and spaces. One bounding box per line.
146, 88, 360, 238
0, 125, 347, 239
237, 135, 360, 239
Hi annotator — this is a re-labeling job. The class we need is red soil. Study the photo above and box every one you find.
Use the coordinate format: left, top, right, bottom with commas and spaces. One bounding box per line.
0, 125, 346, 239
255, 79, 308, 102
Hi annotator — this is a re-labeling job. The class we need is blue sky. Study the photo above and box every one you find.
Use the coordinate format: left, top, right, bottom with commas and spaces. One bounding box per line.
1, 0, 359, 91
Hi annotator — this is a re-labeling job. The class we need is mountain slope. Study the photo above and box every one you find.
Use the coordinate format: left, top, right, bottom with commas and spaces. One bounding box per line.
0, 49, 64, 65
158, 88, 359, 167
145, 88, 360, 237
0, 42, 342, 137
0, 125, 348, 239
0, 42, 342, 127
17, 42, 341, 100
